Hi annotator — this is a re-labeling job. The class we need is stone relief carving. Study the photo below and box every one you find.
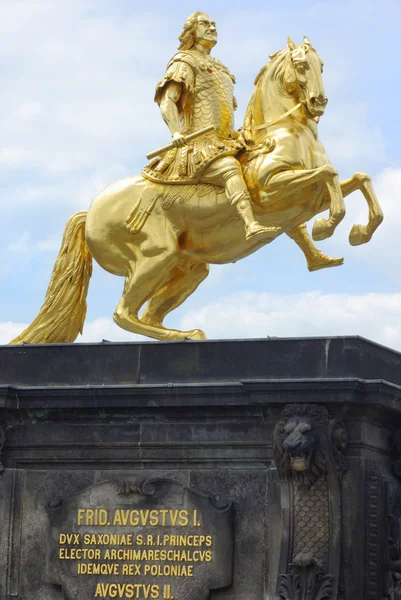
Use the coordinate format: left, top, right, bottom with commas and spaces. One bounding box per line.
384, 507, 401, 599
273, 404, 347, 600
391, 431, 401, 480
278, 563, 334, 600
383, 436, 401, 600
0, 426, 5, 473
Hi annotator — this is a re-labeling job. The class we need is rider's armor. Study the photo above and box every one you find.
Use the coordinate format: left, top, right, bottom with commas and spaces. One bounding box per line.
142, 50, 244, 185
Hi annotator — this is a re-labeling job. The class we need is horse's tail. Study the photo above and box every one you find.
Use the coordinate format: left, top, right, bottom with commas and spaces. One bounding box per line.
10, 211, 92, 345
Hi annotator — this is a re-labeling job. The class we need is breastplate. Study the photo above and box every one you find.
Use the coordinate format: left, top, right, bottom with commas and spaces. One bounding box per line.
181, 53, 236, 138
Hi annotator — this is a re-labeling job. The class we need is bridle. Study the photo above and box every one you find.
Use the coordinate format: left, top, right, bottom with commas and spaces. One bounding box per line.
245, 49, 311, 134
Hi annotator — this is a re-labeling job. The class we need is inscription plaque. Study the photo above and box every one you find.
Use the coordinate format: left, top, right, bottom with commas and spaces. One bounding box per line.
46, 477, 233, 600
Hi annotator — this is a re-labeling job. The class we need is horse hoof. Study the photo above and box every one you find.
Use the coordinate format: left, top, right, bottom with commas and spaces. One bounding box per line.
184, 329, 207, 340
312, 218, 332, 241
349, 224, 370, 246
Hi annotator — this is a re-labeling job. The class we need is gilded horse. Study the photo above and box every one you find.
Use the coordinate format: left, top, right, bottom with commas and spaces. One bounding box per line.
11, 37, 383, 344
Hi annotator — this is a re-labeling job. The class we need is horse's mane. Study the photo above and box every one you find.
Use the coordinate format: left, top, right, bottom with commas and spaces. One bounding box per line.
243, 48, 288, 139
253, 49, 288, 86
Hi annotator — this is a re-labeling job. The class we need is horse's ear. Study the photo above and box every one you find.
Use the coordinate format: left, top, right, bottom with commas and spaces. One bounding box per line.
287, 36, 296, 51
303, 36, 312, 48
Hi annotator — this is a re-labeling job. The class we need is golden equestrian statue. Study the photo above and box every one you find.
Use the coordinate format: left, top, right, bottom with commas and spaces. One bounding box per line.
11, 12, 383, 344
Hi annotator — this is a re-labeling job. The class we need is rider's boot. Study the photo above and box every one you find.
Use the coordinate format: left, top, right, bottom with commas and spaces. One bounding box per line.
230, 191, 281, 241
290, 223, 344, 271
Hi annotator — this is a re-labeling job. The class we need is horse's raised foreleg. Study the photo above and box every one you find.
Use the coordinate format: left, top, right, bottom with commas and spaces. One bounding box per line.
261, 164, 335, 203
141, 262, 209, 331
262, 164, 345, 241
339, 172, 383, 245
311, 170, 345, 241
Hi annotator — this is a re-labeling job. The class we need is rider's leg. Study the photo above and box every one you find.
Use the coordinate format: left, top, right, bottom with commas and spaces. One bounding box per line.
287, 224, 344, 272
202, 157, 281, 241
141, 262, 209, 329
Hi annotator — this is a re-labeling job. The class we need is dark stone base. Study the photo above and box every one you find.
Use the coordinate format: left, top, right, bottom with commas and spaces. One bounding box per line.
1, 337, 401, 600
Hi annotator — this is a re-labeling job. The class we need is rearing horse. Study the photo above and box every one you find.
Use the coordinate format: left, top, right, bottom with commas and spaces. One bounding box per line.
11, 37, 383, 345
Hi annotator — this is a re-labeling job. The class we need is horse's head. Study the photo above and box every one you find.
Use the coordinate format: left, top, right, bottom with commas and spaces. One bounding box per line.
284, 36, 327, 118
244, 37, 328, 141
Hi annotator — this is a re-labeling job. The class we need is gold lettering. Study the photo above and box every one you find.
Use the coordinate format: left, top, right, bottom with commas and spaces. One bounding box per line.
95, 583, 107, 597
76, 509, 109, 527
59, 533, 80, 545
149, 510, 159, 527
178, 510, 188, 526
93, 584, 159, 599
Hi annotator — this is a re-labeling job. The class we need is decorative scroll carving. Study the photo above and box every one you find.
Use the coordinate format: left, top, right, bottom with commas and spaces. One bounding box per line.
49, 477, 233, 512
278, 563, 334, 600
273, 404, 347, 600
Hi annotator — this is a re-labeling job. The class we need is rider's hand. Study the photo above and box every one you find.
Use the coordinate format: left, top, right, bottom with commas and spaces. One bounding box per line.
172, 132, 187, 148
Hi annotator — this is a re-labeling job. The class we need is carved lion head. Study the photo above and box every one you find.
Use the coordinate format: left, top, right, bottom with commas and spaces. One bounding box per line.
274, 404, 329, 488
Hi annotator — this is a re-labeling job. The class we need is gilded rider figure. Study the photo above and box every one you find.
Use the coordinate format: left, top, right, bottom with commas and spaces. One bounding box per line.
142, 12, 275, 242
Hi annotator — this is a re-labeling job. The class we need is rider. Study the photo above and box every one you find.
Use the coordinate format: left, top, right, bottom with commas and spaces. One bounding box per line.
142, 12, 277, 242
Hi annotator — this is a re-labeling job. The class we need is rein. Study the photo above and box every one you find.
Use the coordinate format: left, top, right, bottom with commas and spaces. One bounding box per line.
250, 101, 303, 132
245, 51, 310, 134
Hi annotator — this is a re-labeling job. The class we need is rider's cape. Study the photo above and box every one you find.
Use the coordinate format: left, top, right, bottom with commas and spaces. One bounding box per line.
142, 50, 244, 185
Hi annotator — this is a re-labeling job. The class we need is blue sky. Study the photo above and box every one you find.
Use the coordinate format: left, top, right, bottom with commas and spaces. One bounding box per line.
1, 0, 401, 347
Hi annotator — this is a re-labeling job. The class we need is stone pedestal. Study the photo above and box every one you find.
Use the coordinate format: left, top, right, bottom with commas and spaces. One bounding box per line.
1, 337, 400, 600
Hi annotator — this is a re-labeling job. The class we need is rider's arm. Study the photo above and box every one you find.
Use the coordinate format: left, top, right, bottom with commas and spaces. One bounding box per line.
155, 59, 194, 147
159, 81, 183, 137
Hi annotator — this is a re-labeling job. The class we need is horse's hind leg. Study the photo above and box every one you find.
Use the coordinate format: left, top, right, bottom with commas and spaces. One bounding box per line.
141, 262, 209, 332
114, 254, 208, 341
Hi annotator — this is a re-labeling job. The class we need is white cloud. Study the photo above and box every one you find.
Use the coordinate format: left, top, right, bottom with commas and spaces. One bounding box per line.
78, 318, 143, 343
0, 321, 28, 345
6, 232, 61, 254
15, 102, 42, 120
179, 290, 401, 350
0, 147, 34, 166
319, 103, 386, 171
0, 317, 142, 346
3, 290, 401, 350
